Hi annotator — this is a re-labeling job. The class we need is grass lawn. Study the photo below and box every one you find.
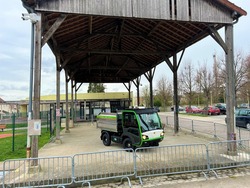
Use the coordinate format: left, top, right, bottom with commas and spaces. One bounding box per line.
0, 127, 52, 161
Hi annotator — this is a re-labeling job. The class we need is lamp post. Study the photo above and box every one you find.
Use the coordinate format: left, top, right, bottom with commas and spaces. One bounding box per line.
21, 13, 40, 158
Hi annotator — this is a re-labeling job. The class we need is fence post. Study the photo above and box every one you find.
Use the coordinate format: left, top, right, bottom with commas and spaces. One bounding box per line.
238, 128, 241, 140
206, 144, 210, 172
166, 116, 168, 127
213, 123, 217, 138
12, 113, 16, 152
191, 120, 195, 133
237, 128, 243, 146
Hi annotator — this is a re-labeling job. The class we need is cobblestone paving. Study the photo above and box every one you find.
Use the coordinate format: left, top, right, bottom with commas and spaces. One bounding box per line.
89, 167, 250, 188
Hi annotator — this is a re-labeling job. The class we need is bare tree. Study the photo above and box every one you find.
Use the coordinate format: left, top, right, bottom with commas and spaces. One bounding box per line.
197, 62, 213, 112
238, 54, 250, 105
141, 85, 150, 107
179, 61, 196, 107
155, 75, 172, 111
212, 54, 224, 103
218, 51, 248, 106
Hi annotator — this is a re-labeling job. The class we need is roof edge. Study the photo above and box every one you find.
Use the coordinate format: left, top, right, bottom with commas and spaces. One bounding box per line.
216, 0, 247, 17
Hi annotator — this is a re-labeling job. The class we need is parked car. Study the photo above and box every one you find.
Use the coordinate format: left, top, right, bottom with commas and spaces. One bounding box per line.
235, 108, 250, 130
202, 106, 220, 115
239, 103, 250, 108
225, 108, 250, 130
215, 103, 226, 114
171, 106, 184, 111
185, 106, 202, 113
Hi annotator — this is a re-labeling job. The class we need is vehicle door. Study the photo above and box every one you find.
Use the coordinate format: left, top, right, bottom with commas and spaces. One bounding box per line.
122, 112, 141, 145
237, 109, 247, 127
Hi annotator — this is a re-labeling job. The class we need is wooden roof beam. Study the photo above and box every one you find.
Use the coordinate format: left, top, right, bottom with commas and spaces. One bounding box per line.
41, 14, 67, 47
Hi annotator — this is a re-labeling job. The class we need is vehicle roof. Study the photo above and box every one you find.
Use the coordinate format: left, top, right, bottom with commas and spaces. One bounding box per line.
121, 108, 158, 114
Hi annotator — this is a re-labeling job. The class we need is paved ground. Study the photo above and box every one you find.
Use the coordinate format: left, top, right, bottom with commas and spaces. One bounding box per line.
1, 112, 250, 187
37, 120, 216, 158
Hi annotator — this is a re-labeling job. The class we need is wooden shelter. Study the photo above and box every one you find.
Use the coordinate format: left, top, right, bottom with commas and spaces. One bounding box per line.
21, 0, 246, 158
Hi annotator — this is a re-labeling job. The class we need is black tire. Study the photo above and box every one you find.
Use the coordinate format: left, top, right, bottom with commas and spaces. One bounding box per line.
102, 132, 111, 146
152, 142, 159, 147
246, 123, 250, 130
123, 138, 134, 150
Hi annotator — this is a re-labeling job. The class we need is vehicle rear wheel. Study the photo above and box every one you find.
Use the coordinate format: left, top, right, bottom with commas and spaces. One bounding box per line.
102, 132, 111, 146
123, 138, 134, 151
246, 123, 250, 130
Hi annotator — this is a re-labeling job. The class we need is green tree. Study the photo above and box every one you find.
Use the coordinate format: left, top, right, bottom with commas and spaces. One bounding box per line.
87, 83, 105, 93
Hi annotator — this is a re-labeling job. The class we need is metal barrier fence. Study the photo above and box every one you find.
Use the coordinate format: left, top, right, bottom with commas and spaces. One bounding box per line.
165, 116, 250, 140
73, 149, 135, 187
1, 140, 250, 187
207, 139, 250, 173
135, 144, 208, 183
2, 156, 73, 188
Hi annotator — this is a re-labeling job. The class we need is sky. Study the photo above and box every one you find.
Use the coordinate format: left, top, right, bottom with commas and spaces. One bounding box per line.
0, 0, 249, 101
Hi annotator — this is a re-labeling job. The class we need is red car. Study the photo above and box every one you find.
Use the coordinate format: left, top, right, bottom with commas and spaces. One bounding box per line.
202, 106, 220, 115
186, 106, 202, 113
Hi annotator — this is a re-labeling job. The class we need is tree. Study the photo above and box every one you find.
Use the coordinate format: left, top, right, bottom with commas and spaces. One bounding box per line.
87, 83, 105, 93
155, 75, 172, 111
238, 54, 250, 104
217, 51, 248, 106
141, 86, 150, 107
212, 54, 224, 103
179, 61, 196, 107
196, 62, 213, 113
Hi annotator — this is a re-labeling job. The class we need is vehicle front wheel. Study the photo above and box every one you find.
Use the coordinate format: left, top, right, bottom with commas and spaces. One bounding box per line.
123, 138, 134, 150
246, 123, 250, 130
102, 132, 111, 146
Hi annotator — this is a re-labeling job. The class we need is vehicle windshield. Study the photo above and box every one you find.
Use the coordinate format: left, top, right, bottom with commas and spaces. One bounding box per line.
137, 112, 161, 132
237, 109, 250, 116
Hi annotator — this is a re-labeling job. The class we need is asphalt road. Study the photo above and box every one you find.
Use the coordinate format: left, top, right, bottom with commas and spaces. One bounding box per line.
159, 112, 250, 140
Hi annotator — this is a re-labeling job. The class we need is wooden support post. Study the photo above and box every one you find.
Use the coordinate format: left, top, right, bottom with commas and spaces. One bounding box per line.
128, 82, 131, 107
173, 54, 179, 135
71, 80, 74, 126
65, 71, 70, 133
55, 52, 62, 144
133, 77, 141, 106
225, 24, 236, 147
31, 13, 42, 160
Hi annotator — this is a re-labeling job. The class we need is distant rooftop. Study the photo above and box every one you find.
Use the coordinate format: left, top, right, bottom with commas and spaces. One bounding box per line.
0, 97, 5, 103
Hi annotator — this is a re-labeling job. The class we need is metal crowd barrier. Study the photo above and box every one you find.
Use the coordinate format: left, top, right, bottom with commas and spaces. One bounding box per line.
2, 156, 73, 188
73, 149, 135, 187
165, 116, 250, 140
1, 141, 250, 187
135, 144, 208, 184
207, 139, 250, 175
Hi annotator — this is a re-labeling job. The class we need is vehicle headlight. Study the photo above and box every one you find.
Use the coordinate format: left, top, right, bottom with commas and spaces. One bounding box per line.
142, 135, 149, 140
160, 132, 164, 137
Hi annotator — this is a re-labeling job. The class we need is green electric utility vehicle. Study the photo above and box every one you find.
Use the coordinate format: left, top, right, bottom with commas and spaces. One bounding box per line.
97, 108, 164, 149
